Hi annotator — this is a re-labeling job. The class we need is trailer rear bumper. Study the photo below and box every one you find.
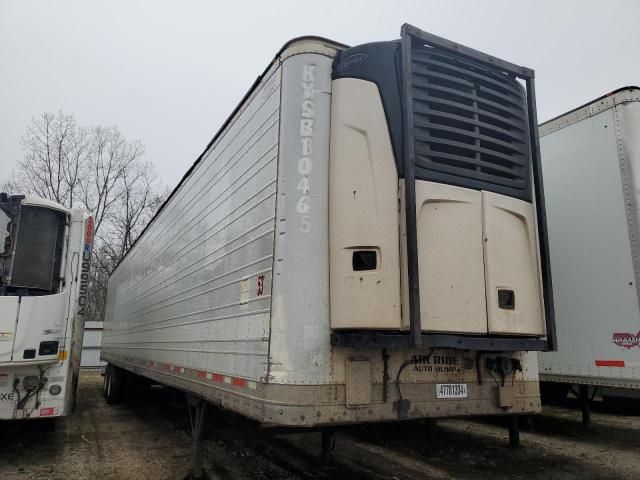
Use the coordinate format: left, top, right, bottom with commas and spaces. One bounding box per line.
104, 353, 540, 427
261, 381, 540, 427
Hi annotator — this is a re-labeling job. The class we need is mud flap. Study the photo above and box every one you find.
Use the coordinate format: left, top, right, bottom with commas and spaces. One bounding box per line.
393, 398, 411, 419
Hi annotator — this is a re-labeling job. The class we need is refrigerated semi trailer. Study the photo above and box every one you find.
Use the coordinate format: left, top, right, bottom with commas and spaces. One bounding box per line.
538, 87, 640, 421
102, 24, 555, 458
0, 194, 93, 420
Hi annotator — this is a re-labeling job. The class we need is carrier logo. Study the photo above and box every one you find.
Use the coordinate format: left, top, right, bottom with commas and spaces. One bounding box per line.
612, 331, 640, 349
0, 392, 15, 401
336, 53, 368, 73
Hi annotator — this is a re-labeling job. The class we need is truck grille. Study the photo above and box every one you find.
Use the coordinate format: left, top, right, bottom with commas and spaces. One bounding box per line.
410, 46, 531, 200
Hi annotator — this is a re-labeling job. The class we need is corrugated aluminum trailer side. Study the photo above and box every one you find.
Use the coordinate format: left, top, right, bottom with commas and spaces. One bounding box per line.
538, 87, 640, 420
81, 321, 106, 369
102, 26, 554, 446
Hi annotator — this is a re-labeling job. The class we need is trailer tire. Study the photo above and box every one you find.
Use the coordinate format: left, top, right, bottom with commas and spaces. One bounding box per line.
103, 368, 109, 399
105, 364, 124, 404
540, 382, 569, 405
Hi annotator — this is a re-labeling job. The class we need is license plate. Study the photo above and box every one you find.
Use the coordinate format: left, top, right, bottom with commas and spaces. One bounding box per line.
436, 383, 468, 399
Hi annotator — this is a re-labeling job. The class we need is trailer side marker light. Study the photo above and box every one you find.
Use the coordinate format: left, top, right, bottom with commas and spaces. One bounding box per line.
232, 377, 247, 387
595, 360, 625, 367
57, 350, 68, 360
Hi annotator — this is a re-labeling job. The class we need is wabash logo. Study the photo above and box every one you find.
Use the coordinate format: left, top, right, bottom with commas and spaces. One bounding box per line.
612, 331, 640, 349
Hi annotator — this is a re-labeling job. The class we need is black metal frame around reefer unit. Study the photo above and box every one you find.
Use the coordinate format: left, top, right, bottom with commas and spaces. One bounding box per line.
332, 24, 557, 353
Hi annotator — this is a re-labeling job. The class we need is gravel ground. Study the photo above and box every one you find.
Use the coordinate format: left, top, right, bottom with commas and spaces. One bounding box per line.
0, 371, 638, 479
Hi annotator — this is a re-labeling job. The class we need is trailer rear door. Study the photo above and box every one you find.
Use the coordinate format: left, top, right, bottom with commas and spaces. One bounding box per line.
482, 191, 544, 335
411, 182, 544, 336
414, 182, 486, 333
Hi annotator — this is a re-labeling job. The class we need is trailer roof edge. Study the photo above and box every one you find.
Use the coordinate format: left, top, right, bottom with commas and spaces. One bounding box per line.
110, 36, 349, 275
539, 86, 640, 137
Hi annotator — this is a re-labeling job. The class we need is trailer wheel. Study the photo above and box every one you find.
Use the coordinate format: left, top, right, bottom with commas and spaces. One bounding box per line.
103, 367, 110, 399
540, 382, 569, 405
105, 364, 124, 404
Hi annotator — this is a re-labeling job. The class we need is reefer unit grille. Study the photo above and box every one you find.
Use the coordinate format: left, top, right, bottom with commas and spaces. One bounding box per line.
11, 206, 66, 291
410, 46, 531, 200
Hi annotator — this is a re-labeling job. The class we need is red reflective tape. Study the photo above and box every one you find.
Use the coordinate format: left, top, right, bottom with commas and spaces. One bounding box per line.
40, 407, 55, 417
197, 371, 207, 379
213, 374, 224, 382
232, 377, 246, 387
595, 360, 625, 367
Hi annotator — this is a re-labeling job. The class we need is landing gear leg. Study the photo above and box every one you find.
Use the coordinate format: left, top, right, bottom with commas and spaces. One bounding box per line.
187, 397, 209, 479
519, 415, 534, 432
579, 385, 591, 425
508, 415, 520, 448
321, 430, 335, 465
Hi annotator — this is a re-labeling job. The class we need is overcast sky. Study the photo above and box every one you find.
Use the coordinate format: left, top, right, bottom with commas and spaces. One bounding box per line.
1, 0, 638, 188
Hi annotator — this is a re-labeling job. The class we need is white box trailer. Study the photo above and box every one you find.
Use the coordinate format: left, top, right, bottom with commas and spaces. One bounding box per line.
538, 87, 640, 421
81, 321, 106, 369
102, 25, 556, 462
0, 194, 93, 420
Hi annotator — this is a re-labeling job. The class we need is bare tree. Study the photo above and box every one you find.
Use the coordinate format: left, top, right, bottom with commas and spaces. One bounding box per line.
3, 111, 166, 321
79, 126, 145, 239
15, 112, 89, 208
109, 160, 165, 258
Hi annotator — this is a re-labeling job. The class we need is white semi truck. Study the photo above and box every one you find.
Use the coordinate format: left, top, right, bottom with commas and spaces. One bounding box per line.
538, 87, 640, 422
0, 193, 93, 421
102, 24, 556, 474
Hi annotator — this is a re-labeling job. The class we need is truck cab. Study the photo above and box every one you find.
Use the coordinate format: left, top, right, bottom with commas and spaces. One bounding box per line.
0, 193, 93, 419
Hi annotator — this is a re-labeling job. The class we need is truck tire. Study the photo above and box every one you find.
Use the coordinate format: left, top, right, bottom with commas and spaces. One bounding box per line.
41, 417, 57, 433
105, 364, 124, 404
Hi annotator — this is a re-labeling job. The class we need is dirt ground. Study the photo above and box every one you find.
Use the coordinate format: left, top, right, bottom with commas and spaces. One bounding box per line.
0, 372, 638, 480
